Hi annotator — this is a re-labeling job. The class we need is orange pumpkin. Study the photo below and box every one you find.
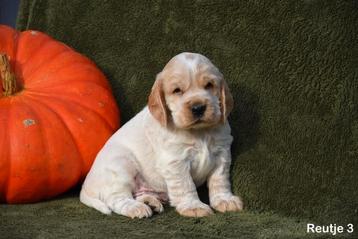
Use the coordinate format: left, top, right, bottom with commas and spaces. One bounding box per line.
0, 25, 120, 203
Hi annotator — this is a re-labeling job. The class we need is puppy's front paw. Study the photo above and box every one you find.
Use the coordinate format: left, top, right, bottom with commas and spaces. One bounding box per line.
112, 199, 153, 219
211, 195, 243, 213
176, 200, 213, 217
136, 194, 164, 213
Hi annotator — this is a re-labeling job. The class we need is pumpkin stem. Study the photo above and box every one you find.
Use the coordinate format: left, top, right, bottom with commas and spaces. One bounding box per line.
0, 54, 18, 96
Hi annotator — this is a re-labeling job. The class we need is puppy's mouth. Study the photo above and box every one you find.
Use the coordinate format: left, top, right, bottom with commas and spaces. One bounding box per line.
183, 118, 217, 129
170, 105, 220, 129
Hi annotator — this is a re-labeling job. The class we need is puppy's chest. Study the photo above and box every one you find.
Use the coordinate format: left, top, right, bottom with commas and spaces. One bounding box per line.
185, 136, 219, 184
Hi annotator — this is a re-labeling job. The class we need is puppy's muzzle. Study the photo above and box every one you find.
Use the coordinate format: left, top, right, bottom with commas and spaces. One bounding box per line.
191, 103, 207, 118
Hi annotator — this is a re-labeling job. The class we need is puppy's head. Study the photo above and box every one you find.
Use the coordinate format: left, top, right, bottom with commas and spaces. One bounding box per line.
148, 52, 233, 129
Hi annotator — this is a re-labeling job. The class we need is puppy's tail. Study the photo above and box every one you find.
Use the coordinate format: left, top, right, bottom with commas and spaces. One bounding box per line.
80, 188, 112, 215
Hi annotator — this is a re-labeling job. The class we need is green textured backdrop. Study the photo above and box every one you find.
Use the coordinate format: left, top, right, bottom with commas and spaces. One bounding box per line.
13, 0, 358, 230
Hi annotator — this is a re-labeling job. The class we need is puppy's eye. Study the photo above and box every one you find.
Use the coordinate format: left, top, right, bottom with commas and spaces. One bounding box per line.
205, 82, 214, 90
172, 88, 182, 94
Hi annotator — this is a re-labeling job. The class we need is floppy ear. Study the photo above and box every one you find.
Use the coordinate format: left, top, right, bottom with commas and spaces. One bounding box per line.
220, 79, 234, 122
148, 75, 169, 127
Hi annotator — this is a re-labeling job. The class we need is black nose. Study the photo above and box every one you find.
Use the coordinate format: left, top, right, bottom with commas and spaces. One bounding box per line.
191, 104, 206, 118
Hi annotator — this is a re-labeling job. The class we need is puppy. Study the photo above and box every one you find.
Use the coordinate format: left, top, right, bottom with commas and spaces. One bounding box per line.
80, 52, 243, 218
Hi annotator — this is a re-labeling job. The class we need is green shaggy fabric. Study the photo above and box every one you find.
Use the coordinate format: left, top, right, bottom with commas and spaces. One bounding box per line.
0, 189, 343, 239
8, 0, 358, 237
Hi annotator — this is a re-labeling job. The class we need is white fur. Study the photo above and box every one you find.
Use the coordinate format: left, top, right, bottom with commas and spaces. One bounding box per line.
178, 53, 198, 72
80, 53, 243, 218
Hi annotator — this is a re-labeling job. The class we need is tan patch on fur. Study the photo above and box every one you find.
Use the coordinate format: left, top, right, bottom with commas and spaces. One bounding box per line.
125, 201, 153, 219
148, 77, 169, 127
213, 196, 243, 213
220, 80, 234, 122
177, 207, 213, 217
185, 53, 196, 60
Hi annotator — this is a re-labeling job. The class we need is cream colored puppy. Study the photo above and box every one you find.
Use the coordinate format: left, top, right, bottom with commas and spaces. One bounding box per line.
80, 52, 243, 218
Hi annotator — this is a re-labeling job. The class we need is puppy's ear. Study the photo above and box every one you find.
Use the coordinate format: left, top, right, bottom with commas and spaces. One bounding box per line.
148, 74, 169, 127
220, 79, 234, 122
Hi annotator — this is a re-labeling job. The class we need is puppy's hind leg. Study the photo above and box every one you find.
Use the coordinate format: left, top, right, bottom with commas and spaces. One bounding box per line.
102, 146, 153, 219
80, 188, 112, 215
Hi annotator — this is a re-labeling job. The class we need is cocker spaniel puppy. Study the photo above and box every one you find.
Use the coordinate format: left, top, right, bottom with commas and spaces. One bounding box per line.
80, 52, 243, 218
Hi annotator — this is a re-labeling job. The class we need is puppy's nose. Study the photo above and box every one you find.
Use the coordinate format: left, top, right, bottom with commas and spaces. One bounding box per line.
191, 104, 206, 118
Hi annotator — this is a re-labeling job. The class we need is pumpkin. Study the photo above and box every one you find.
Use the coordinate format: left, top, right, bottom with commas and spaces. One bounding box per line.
0, 25, 120, 203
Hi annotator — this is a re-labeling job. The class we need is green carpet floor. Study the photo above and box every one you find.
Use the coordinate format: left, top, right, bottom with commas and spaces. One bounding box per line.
1, 189, 348, 239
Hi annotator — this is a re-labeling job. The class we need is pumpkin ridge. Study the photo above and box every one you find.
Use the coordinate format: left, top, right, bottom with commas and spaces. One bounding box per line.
25, 91, 118, 131
5, 97, 51, 202
0, 102, 11, 201
26, 71, 112, 93
15, 34, 54, 79
17, 98, 53, 200
26, 58, 103, 89
21, 96, 85, 183
21, 46, 72, 84
23, 93, 116, 176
